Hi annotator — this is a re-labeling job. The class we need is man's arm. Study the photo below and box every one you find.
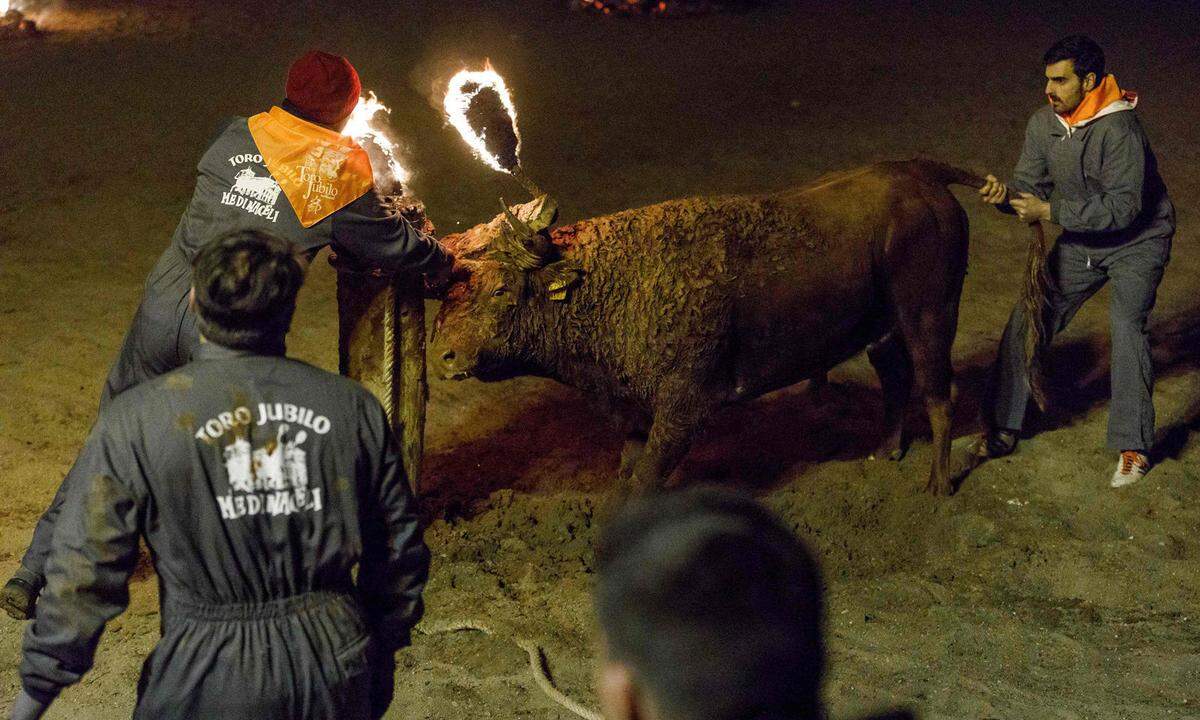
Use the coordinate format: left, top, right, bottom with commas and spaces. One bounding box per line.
985, 113, 1054, 214
330, 188, 452, 274
354, 396, 430, 719
356, 396, 430, 649
1051, 120, 1146, 233
18, 427, 142, 714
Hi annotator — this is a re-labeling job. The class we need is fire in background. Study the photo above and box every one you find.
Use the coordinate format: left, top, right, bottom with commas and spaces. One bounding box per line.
1, 0, 41, 35
572, 0, 768, 16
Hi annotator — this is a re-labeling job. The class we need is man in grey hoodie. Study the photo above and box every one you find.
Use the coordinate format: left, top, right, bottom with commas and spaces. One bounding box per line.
971, 35, 1175, 487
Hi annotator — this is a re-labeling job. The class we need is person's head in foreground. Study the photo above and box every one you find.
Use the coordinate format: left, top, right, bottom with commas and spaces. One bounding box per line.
191, 229, 305, 353
594, 486, 825, 720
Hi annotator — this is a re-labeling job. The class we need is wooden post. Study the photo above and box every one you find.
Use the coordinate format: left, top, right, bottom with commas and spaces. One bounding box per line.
331, 196, 432, 495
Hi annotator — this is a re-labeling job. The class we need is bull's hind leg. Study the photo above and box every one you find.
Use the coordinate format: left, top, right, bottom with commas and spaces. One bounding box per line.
895, 311, 957, 495
866, 332, 914, 461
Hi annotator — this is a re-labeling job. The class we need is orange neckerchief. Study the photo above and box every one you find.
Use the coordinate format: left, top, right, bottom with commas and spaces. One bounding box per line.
247, 106, 374, 228
1057, 74, 1131, 127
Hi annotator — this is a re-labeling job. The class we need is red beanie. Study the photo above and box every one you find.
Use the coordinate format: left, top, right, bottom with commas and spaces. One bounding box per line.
285, 51, 362, 125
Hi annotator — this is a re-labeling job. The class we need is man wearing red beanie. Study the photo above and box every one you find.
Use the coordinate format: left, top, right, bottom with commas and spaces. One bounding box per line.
2, 50, 449, 637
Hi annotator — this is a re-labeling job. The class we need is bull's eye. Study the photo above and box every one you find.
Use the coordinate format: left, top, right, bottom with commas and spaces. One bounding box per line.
492, 287, 507, 298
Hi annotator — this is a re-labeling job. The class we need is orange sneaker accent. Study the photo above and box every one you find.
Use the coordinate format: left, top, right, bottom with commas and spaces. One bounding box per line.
1111, 450, 1150, 488
248, 106, 374, 228
1119, 450, 1148, 473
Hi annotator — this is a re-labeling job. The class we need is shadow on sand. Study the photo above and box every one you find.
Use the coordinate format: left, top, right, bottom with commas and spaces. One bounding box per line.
421, 308, 1200, 519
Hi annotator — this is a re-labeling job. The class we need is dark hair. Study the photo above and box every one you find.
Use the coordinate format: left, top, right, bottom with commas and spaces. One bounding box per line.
191, 230, 304, 351
1043, 35, 1105, 82
595, 486, 825, 720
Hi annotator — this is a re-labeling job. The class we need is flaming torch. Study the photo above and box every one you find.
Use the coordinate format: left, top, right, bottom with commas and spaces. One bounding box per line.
1, 0, 42, 36
444, 65, 542, 197
333, 92, 429, 494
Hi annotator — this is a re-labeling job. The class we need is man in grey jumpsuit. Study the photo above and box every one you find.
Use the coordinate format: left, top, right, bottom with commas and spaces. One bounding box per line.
971, 35, 1175, 487
1, 50, 450, 617
13, 230, 428, 720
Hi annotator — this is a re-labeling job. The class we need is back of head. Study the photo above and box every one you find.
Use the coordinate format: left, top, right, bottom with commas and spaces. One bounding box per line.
1043, 34, 1105, 80
192, 230, 305, 352
595, 486, 825, 720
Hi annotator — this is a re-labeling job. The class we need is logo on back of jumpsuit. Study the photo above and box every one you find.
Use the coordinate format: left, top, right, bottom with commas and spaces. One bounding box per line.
220, 158, 283, 223
298, 144, 348, 216
216, 422, 323, 520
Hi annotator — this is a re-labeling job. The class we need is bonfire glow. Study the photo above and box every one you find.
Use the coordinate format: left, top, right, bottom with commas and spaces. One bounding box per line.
444, 65, 521, 173
344, 91, 410, 190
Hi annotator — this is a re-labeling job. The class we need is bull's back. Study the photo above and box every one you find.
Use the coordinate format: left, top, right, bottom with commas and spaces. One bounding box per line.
727, 163, 968, 398
550, 163, 966, 403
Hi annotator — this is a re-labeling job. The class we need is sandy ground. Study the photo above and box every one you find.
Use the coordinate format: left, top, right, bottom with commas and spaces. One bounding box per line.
1, 1, 1198, 718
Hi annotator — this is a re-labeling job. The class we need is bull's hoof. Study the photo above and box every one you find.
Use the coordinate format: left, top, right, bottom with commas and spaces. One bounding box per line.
869, 445, 907, 462
948, 450, 983, 483
924, 476, 954, 496
601, 475, 646, 517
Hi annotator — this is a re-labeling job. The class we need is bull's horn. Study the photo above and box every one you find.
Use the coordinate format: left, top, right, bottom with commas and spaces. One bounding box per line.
500, 198, 534, 237
520, 194, 559, 233
491, 198, 546, 270
501, 197, 552, 258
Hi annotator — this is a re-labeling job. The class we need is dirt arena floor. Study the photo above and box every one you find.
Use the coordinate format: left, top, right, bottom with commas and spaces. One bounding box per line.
1, 1, 1198, 718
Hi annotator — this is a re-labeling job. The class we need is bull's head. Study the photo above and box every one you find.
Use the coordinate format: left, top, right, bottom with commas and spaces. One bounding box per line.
430, 194, 583, 381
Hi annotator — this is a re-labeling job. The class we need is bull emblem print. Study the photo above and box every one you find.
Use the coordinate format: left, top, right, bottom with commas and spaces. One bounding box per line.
222, 424, 309, 494
231, 168, 283, 205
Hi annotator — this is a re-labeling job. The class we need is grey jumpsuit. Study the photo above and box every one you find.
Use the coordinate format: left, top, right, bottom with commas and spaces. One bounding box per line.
20, 112, 448, 578
989, 100, 1175, 451
20, 343, 429, 718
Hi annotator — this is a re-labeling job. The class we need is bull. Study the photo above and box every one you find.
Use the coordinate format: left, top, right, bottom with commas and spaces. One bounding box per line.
430, 159, 985, 495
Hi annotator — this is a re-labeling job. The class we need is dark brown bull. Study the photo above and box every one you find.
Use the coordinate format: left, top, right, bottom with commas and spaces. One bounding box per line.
430, 159, 985, 495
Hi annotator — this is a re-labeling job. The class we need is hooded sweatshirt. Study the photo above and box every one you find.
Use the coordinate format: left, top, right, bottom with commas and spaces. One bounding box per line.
1006, 74, 1174, 245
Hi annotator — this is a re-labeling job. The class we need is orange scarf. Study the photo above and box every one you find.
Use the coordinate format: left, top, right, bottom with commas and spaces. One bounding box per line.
248, 106, 374, 228
1057, 74, 1134, 127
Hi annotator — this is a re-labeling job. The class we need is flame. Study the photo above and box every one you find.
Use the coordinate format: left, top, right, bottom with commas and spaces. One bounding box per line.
1, 0, 10, 15
444, 65, 520, 173
343, 91, 410, 191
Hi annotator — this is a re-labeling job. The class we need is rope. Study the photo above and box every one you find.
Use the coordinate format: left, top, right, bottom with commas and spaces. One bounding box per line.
418, 620, 602, 720
380, 280, 397, 426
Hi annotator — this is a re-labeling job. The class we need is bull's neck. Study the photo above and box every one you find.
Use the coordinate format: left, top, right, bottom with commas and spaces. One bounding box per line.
506, 222, 605, 384
509, 293, 575, 380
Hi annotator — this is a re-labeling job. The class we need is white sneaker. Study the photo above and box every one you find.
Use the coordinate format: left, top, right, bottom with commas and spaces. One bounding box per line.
1110, 451, 1150, 488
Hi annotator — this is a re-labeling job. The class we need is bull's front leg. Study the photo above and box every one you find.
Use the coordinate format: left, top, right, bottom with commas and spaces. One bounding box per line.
623, 391, 714, 494
618, 435, 647, 478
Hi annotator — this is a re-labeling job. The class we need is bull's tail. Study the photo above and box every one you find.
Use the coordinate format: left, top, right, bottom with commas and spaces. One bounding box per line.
1023, 221, 1051, 412
901, 157, 987, 190
899, 156, 1053, 411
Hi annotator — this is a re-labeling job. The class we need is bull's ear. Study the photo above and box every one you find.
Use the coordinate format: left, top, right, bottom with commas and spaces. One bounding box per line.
520, 194, 559, 233
536, 260, 583, 302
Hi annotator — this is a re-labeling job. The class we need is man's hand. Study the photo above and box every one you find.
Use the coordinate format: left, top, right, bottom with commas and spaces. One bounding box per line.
10, 690, 49, 720
423, 254, 463, 298
1009, 192, 1051, 223
978, 174, 1008, 205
